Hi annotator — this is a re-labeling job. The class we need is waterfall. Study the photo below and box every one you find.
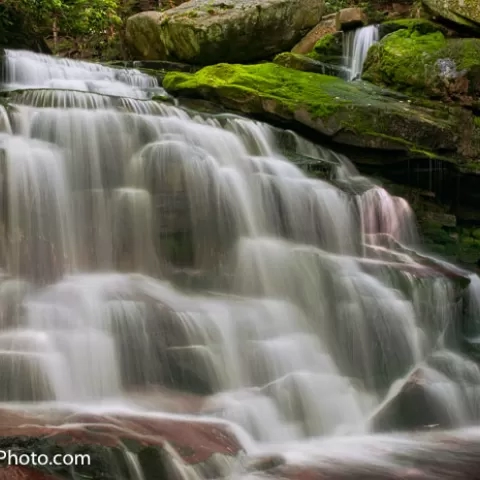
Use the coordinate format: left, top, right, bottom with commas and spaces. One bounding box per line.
0, 49, 480, 462
343, 25, 379, 81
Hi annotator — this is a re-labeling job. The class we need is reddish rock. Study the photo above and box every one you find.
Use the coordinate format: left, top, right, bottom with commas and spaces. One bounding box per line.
292, 14, 338, 55
0, 467, 61, 480
0, 408, 243, 465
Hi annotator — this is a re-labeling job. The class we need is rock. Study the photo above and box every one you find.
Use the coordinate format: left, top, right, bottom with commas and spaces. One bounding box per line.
163, 63, 479, 162
310, 31, 344, 65
363, 22, 480, 104
273, 52, 349, 78
248, 430, 480, 479
0, 467, 62, 480
371, 367, 459, 432
378, 18, 447, 39
423, 0, 480, 33
336, 7, 368, 31
0, 407, 244, 479
125, 0, 324, 65
291, 13, 337, 55
125, 11, 167, 61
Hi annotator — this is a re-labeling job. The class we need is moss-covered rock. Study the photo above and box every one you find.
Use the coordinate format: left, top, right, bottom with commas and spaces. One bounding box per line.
363, 27, 480, 103
423, 0, 480, 33
125, 0, 324, 65
378, 18, 447, 39
125, 11, 168, 61
310, 32, 344, 64
163, 62, 480, 163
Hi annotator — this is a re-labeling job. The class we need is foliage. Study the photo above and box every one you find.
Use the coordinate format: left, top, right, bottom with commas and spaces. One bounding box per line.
0, 0, 139, 59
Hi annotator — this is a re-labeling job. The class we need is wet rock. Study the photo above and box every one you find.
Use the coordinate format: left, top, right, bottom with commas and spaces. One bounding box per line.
274, 53, 349, 79
371, 367, 459, 432
0, 467, 62, 480
165, 345, 221, 395
336, 7, 368, 31
291, 13, 338, 55
0, 351, 56, 401
0, 407, 244, 479
125, 0, 324, 65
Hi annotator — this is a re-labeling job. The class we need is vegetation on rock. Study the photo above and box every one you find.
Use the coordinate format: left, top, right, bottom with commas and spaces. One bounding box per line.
125, 0, 325, 65
163, 62, 479, 162
0, 0, 140, 59
423, 0, 480, 32
310, 32, 344, 64
363, 25, 480, 102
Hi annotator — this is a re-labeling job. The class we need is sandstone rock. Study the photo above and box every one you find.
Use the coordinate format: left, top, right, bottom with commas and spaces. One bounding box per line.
0, 407, 244, 479
336, 7, 368, 31
291, 13, 337, 55
423, 0, 480, 32
125, 0, 324, 64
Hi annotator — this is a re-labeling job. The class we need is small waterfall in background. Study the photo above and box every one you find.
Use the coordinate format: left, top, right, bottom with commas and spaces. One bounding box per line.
0, 48, 480, 477
343, 24, 379, 81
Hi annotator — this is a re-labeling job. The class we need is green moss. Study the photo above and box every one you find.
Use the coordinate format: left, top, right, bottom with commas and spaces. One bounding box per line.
312, 33, 343, 64
163, 62, 467, 157
164, 63, 353, 119
379, 18, 447, 38
363, 26, 480, 99
363, 29, 446, 94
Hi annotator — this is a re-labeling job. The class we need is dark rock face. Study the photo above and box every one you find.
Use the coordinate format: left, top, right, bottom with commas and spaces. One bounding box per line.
125, 0, 324, 64
423, 0, 480, 33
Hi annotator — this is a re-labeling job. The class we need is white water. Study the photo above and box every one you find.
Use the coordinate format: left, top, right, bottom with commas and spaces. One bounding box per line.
1, 49, 480, 477
343, 25, 379, 81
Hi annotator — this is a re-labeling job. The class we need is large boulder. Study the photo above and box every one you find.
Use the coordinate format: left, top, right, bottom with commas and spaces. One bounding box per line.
423, 0, 480, 32
163, 62, 480, 168
363, 20, 480, 103
125, 0, 324, 65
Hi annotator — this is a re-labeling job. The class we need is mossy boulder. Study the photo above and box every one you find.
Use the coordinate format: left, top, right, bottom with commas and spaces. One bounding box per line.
163, 62, 480, 160
363, 27, 480, 103
125, 0, 324, 65
378, 18, 447, 39
125, 11, 168, 60
423, 0, 480, 33
310, 32, 344, 64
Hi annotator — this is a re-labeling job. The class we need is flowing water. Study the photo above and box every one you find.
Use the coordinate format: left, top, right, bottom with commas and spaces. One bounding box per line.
343, 25, 379, 81
1, 49, 480, 477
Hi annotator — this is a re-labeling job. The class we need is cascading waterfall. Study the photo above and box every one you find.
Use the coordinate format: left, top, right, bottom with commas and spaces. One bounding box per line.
1, 49, 480, 475
343, 24, 379, 81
